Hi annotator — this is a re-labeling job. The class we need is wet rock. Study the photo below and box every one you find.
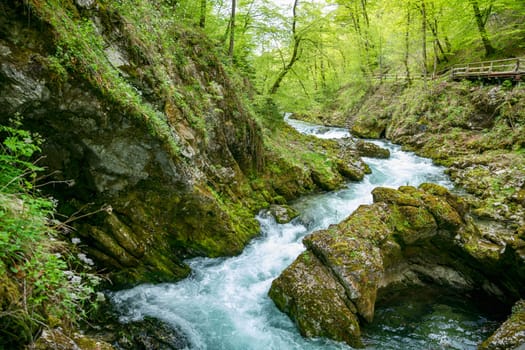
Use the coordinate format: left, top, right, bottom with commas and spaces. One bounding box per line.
76, 0, 95, 8
480, 300, 525, 350
269, 184, 525, 347
269, 251, 363, 348
33, 328, 115, 350
355, 140, 390, 158
351, 116, 387, 139
268, 204, 299, 224
111, 317, 191, 350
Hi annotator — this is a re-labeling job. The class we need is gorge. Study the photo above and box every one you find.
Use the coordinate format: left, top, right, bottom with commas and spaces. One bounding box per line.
0, 0, 524, 349
111, 119, 495, 349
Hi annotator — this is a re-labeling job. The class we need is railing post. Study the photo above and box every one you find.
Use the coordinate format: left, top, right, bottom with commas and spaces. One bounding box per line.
516, 58, 520, 72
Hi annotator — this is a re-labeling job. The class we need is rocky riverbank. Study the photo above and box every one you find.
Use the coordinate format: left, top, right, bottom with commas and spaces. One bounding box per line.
273, 80, 525, 348
0, 0, 373, 347
269, 183, 525, 348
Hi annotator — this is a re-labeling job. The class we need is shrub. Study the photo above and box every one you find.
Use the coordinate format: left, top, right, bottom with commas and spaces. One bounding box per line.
0, 117, 99, 347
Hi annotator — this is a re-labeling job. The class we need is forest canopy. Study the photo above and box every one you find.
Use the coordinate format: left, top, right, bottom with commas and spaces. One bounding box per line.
170, 0, 525, 112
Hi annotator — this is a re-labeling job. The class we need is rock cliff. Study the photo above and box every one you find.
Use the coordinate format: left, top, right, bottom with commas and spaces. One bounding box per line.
0, 0, 365, 287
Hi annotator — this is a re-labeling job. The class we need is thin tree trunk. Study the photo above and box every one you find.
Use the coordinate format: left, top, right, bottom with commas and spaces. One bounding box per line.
404, 1, 411, 83
469, 0, 495, 56
360, 0, 370, 28
228, 0, 236, 58
421, 0, 428, 79
428, 3, 448, 63
433, 39, 439, 77
320, 55, 327, 89
269, 0, 301, 94
199, 0, 206, 28
428, 22, 448, 62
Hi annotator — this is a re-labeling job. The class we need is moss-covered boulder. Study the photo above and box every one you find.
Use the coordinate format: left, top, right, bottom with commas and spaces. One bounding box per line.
268, 204, 300, 224
480, 300, 525, 350
268, 251, 363, 348
269, 184, 525, 347
351, 116, 388, 139
33, 329, 115, 350
355, 140, 390, 158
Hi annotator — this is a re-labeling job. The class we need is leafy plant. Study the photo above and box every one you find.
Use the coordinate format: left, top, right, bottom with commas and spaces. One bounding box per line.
0, 119, 99, 347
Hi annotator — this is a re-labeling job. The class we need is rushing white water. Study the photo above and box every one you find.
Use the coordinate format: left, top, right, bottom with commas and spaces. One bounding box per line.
110, 118, 494, 350
284, 115, 351, 139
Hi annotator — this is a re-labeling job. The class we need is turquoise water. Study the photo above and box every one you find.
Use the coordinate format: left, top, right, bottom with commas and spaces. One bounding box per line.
110, 119, 499, 349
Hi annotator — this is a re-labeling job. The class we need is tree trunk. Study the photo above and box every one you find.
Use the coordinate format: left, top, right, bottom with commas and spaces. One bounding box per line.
428, 3, 448, 63
421, 0, 428, 79
199, 0, 206, 28
269, 0, 301, 94
469, 0, 495, 56
360, 0, 370, 28
228, 0, 236, 58
404, 1, 411, 83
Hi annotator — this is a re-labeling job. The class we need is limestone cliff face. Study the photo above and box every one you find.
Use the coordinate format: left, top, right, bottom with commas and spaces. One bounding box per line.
0, 0, 265, 285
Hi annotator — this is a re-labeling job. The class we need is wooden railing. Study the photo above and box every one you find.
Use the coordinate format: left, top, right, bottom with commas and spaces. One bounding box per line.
450, 57, 525, 81
373, 57, 525, 82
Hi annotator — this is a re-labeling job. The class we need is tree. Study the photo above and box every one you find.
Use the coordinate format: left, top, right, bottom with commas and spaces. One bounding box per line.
269, 0, 301, 94
404, 0, 412, 82
469, 0, 495, 56
199, 0, 207, 28
420, 0, 428, 78
229, 0, 237, 58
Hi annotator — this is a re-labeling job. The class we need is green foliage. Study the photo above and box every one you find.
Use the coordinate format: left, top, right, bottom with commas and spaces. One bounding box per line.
28, 0, 180, 155
0, 115, 43, 194
0, 120, 99, 347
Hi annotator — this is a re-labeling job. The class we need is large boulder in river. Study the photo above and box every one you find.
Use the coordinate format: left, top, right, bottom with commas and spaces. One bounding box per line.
351, 115, 388, 139
269, 184, 525, 347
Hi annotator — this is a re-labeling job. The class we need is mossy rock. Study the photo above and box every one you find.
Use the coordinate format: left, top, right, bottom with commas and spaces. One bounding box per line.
268, 204, 299, 224
355, 140, 390, 159
372, 187, 422, 207
304, 229, 383, 323
310, 168, 344, 191
269, 251, 363, 348
33, 328, 115, 350
419, 192, 463, 231
480, 299, 525, 350
351, 116, 387, 139
389, 205, 437, 245
110, 316, 191, 350
335, 160, 366, 181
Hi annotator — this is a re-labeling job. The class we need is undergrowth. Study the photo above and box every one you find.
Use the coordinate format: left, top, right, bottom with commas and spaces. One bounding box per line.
0, 117, 99, 348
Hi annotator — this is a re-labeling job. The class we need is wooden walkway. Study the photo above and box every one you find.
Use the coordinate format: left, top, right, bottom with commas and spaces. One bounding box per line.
374, 57, 525, 82
451, 57, 525, 81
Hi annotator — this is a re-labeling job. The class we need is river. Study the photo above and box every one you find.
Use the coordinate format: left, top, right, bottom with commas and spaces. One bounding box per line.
110, 117, 498, 349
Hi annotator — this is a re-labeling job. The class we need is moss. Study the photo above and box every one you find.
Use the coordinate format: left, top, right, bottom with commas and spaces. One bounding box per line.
372, 187, 421, 207
268, 251, 364, 348
480, 299, 525, 349
388, 205, 437, 245
351, 115, 387, 139
261, 122, 360, 198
